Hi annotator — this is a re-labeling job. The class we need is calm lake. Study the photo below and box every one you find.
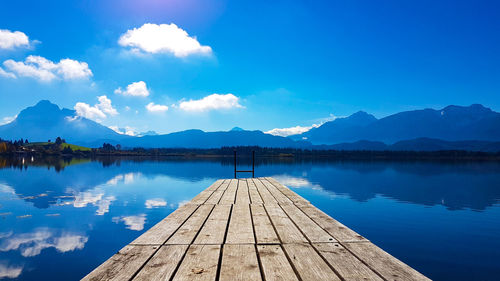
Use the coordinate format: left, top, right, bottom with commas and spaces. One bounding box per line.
0, 156, 499, 280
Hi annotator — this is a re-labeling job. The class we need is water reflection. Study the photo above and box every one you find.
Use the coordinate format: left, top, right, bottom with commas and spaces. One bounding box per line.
0, 156, 499, 280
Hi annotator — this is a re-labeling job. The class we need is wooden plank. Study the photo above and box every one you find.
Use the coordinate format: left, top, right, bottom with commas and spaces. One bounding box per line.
194, 204, 231, 245
251, 204, 280, 244
344, 242, 430, 281
257, 245, 299, 281
191, 180, 223, 204
219, 244, 262, 281
235, 179, 251, 204
205, 180, 230, 204
166, 204, 214, 245
133, 245, 189, 281
131, 204, 199, 245
283, 243, 341, 281
260, 178, 293, 204
247, 178, 263, 204
81, 245, 157, 281
280, 204, 336, 243
296, 203, 368, 242
172, 245, 220, 281
313, 243, 383, 281
219, 179, 238, 204
226, 203, 255, 244
265, 177, 310, 205
252, 178, 278, 204
264, 204, 307, 243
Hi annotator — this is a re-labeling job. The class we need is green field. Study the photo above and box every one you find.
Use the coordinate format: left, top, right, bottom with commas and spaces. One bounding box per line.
25, 142, 91, 151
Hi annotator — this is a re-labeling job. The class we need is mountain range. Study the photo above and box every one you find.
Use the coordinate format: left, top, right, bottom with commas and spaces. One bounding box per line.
294, 104, 500, 144
1, 100, 500, 152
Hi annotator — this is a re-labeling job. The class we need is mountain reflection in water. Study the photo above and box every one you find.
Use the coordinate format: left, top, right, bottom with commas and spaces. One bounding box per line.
0, 156, 499, 280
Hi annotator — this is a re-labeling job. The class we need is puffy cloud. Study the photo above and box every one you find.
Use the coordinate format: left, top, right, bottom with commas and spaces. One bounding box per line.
109, 126, 138, 136
118, 23, 212, 57
0, 67, 16, 79
146, 102, 168, 113
72, 187, 116, 216
2, 55, 92, 82
112, 214, 146, 231
179, 93, 243, 112
0, 29, 30, 50
145, 198, 167, 209
114, 81, 149, 97
0, 263, 23, 279
0, 229, 87, 257
74, 95, 118, 122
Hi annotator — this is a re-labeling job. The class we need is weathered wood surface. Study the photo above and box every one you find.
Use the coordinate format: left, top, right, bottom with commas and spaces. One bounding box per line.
82, 177, 431, 281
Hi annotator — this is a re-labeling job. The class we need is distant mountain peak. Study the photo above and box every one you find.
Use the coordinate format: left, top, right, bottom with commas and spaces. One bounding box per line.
348, 111, 377, 120
230, 127, 244, 131
442, 104, 491, 113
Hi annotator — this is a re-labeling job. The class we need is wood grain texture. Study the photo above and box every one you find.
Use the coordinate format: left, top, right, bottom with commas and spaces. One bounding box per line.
226, 203, 254, 244
194, 204, 231, 245
280, 203, 336, 243
235, 179, 251, 204
81, 245, 157, 281
133, 245, 189, 281
264, 177, 310, 205
252, 178, 278, 204
251, 204, 280, 244
205, 180, 230, 204
131, 204, 199, 245
264, 204, 307, 243
247, 178, 264, 204
283, 243, 341, 281
166, 204, 214, 245
191, 180, 223, 204
219, 244, 262, 281
257, 245, 299, 281
313, 243, 383, 281
260, 178, 293, 204
172, 245, 220, 281
344, 242, 431, 281
84, 178, 431, 281
296, 203, 368, 242
219, 179, 238, 205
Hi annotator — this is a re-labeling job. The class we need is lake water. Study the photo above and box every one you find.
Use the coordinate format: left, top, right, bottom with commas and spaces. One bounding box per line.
0, 156, 499, 280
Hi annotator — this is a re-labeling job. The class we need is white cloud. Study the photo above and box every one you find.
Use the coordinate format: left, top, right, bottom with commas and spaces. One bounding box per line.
265, 125, 320, 137
0, 263, 23, 279
2, 55, 92, 82
0, 229, 87, 257
74, 95, 118, 122
146, 102, 168, 113
0, 67, 16, 79
179, 93, 243, 112
109, 126, 137, 136
145, 198, 167, 209
112, 214, 146, 231
0, 29, 30, 50
118, 23, 212, 57
114, 81, 150, 97
272, 175, 323, 190
105, 173, 140, 185
71, 187, 116, 216
265, 114, 337, 137
0, 115, 17, 125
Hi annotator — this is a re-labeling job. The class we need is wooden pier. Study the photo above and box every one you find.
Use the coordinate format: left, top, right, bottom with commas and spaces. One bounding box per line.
82, 177, 430, 281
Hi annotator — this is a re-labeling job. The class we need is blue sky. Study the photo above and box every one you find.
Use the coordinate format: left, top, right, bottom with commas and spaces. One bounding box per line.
0, 0, 499, 136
